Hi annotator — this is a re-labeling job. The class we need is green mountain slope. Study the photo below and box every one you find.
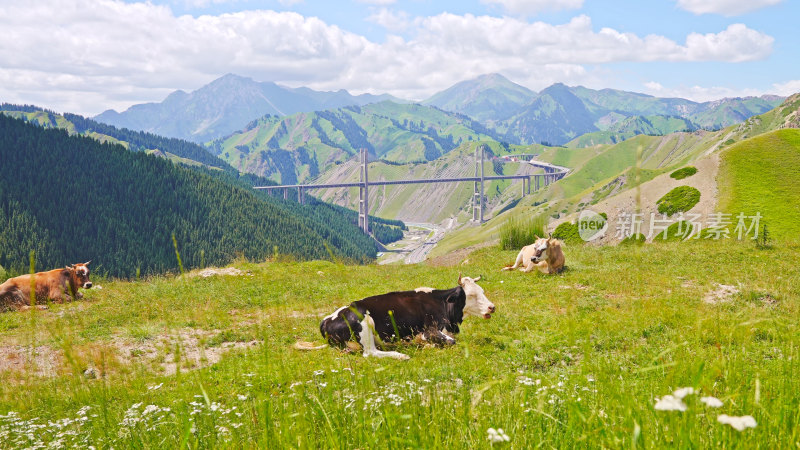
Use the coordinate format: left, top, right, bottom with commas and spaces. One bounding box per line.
498, 83, 599, 145
209, 101, 500, 183
718, 128, 800, 241
0, 114, 383, 277
566, 115, 697, 147
688, 95, 786, 129
422, 73, 536, 122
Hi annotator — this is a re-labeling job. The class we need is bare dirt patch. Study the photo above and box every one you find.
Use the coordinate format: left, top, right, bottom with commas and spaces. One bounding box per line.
0, 345, 62, 377
0, 328, 261, 379
191, 267, 252, 278
703, 283, 740, 304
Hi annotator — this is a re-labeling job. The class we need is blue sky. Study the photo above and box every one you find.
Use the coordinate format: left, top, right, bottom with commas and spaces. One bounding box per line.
0, 0, 797, 115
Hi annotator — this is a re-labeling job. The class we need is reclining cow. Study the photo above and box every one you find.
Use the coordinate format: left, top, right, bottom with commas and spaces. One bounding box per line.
318, 275, 495, 360
0, 262, 93, 311
501, 234, 565, 274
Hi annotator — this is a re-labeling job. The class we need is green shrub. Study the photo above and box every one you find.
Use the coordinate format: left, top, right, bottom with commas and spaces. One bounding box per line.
499, 216, 546, 250
657, 186, 701, 216
552, 221, 582, 245
670, 166, 698, 180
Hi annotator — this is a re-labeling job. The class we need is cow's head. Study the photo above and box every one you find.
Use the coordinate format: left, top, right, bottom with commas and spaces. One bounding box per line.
67, 261, 93, 289
458, 274, 495, 319
531, 235, 553, 263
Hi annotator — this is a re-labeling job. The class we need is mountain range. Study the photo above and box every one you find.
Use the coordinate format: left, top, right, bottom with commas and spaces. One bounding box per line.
95, 74, 399, 143
95, 73, 784, 149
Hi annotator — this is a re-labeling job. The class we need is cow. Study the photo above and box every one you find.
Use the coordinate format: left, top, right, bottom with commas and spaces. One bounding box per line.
0, 262, 93, 311
317, 275, 495, 360
501, 234, 565, 274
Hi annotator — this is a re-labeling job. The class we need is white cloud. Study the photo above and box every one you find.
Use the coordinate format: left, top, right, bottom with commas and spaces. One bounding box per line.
676, 0, 783, 16
0, 1, 778, 115
644, 81, 664, 92
686, 24, 773, 62
367, 8, 413, 32
481, 0, 583, 15
773, 80, 800, 96
355, 0, 396, 5
641, 82, 766, 102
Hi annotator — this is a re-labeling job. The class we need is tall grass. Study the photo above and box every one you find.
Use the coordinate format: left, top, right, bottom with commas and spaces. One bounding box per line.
499, 215, 546, 250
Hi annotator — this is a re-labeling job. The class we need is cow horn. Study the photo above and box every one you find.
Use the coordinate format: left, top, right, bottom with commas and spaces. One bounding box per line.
458, 273, 463, 286
548, 232, 553, 239
84, 260, 92, 266
473, 275, 482, 282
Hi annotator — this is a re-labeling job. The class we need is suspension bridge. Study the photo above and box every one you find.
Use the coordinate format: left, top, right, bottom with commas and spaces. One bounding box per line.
254, 145, 569, 233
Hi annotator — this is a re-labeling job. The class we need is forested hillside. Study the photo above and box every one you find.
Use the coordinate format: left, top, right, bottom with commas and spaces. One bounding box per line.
0, 114, 384, 278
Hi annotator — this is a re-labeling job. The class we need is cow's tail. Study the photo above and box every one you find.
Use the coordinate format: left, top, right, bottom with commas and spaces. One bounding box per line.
293, 341, 328, 351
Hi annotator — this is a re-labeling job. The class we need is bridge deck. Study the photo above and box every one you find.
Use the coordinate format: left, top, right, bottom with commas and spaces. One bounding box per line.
255, 174, 537, 190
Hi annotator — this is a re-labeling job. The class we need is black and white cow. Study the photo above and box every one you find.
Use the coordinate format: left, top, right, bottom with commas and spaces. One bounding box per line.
319, 275, 495, 360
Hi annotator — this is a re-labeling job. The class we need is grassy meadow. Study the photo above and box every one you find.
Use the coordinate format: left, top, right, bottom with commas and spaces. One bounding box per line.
718, 128, 800, 241
1, 237, 799, 448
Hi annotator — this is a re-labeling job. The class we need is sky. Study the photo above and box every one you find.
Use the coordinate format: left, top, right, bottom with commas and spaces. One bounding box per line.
1, 0, 798, 116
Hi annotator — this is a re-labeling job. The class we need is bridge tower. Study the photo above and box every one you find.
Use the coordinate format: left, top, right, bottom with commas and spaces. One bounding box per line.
358, 148, 369, 233
472, 144, 485, 223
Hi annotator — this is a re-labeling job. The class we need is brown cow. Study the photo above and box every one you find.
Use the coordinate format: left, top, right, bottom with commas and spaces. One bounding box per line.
501, 235, 565, 274
0, 262, 93, 311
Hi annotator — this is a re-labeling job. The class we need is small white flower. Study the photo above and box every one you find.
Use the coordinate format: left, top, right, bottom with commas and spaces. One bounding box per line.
654, 395, 687, 412
148, 383, 163, 391
487, 427, 511, 443
700, 396, 724, 408
673, 387, 695, 399
313, 369, 325, 376
237, 394, 248, 401
587, 375, 595, 382
717, 414, 757, 431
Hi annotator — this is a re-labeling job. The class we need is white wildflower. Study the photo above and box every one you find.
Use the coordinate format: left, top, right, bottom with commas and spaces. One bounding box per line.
313, 369, 325, 376
673, 387, 695, 399
717, 414, 757, 431
237, 394, 248, 401
700, 396, 724, 408
487, 427, 510, 443
654, 395, 687, 412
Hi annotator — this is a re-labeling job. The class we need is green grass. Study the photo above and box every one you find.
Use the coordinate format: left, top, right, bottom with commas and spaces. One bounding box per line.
718, 129, 800, 241
2, 239, 799, 447
499, 215, 546, 250
670, 166, 698, 180
657, 186, 701, 216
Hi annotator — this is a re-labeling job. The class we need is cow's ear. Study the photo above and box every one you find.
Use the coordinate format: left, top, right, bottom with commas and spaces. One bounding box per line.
446, 288, 462, 303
